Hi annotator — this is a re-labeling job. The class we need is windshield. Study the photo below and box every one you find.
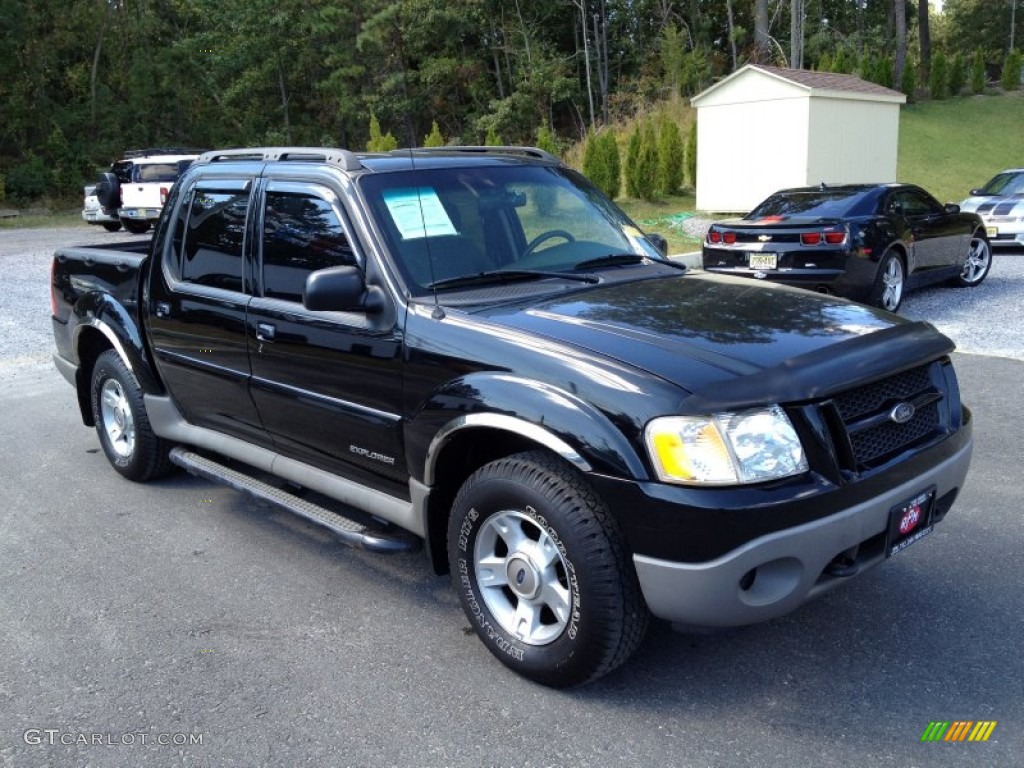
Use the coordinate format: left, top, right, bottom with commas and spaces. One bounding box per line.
359, 164, 662, 294
979, 171, 1024, 196
747, 188, 870, 219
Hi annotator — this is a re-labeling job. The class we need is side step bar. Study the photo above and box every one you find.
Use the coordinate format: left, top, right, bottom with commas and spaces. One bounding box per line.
169, 447, 421, 554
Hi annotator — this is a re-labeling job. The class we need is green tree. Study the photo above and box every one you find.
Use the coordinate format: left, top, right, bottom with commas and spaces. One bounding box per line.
625, 126, 642, 198
1002, 50, 1022, 90
485, 126, 501, 146
600, 131, 621, 200
685, 121, 697, 190
367, 114, 399, 151
423, 120, 445, 147
971, 49, 987, 93
535, 124, 558, 155
626, 119, 658, 202
656, 119, 684, 196
930, 50, 950, 99
817, 52, 833, 72
949, 52, 966, 96
901, 58, 917, 101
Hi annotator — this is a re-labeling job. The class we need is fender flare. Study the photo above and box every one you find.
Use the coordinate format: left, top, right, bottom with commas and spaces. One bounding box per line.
71, 291, 163, 395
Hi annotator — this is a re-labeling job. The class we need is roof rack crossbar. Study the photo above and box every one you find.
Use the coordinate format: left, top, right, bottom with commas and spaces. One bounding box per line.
195, 146, 363, 172
403, 146, 561, 164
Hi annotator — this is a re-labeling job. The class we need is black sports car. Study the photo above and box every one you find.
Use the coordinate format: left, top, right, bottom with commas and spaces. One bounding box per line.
702, 183, 991, 312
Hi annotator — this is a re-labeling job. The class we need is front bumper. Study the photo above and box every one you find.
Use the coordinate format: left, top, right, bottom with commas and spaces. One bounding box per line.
632, 437, 972, 627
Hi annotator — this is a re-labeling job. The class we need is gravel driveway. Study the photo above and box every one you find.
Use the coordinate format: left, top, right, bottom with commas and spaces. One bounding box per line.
2, 226, 1022, 384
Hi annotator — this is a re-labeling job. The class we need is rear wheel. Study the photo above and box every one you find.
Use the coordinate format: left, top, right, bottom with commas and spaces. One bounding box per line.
953, 231, 991, 287
90, 350, 172, 481
448, 451, 648, 687
869, 249, 905, 312
101, 222, 122, 232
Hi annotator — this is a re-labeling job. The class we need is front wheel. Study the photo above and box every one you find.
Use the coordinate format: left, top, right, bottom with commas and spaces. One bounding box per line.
953, 232, 991, 287
90, 350, 172, 481
448, 451, 648, 687
868, 249, 905, 312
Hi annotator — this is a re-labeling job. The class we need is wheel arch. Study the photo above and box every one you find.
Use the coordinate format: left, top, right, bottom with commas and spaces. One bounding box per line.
70, 298, 163, 425
415, 376, 649, 575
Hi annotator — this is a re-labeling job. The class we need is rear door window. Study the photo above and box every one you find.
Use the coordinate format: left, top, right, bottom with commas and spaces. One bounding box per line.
179, 184, 251, 292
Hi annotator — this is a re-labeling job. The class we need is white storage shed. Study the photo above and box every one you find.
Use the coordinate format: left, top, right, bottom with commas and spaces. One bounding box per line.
691, 65, 906, 213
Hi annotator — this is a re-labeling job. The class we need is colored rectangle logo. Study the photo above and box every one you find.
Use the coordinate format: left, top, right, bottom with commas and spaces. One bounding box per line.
921, 721, 997, 742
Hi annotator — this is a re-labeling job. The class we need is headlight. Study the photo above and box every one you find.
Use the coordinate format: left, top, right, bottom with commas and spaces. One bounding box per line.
645, 406, 808, 486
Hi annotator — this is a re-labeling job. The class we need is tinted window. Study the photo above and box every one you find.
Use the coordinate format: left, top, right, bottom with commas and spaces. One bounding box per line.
262, 191, 357, 302
747, 189, 870, 219
889, 189, 940, 217
181, 189, 249, 291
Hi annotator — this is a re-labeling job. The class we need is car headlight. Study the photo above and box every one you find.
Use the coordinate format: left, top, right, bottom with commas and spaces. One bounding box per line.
644, 406, 808, 486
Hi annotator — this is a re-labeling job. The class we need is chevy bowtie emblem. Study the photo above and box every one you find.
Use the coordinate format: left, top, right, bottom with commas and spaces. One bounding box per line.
758, 234, 772, 242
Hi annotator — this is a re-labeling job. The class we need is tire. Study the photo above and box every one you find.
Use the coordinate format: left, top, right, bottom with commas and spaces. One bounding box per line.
953, 231, 991, 287
122, 220, 150, 235
868, 249, 905, 312
102, 222, 122, 232
448, 451, 648, 687
90, 350, 173, 481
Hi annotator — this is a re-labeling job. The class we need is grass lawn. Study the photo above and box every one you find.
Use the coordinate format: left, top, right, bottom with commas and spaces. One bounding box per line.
617, 193, 703, 253
897, 90, 1024, 203
0, 211, 85, 229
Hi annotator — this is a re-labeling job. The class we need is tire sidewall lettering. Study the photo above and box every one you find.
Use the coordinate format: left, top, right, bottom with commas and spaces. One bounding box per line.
455, 493, 582, 666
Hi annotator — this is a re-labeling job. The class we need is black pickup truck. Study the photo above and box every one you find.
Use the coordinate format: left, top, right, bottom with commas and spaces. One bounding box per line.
52, 146, 973, 687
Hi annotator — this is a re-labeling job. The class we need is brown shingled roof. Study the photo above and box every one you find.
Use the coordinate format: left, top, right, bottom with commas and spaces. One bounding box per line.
753, 65, 905, 98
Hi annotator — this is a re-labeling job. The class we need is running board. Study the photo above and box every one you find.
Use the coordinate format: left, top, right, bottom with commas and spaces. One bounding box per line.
169, 447, 421, 554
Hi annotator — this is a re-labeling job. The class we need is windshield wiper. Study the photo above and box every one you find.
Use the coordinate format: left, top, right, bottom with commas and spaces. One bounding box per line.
574, 253, 688, 272
428, 268, 599, 290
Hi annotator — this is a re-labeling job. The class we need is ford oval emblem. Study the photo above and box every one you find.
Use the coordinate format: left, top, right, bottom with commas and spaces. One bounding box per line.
890, 402, 916, 424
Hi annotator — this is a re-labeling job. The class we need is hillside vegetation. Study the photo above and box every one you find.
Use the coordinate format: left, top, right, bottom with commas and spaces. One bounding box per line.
897, 91, 1024, 203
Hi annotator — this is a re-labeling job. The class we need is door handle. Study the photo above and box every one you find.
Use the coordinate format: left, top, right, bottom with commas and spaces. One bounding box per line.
256, 322, 276, 342
155, 301, 171, 318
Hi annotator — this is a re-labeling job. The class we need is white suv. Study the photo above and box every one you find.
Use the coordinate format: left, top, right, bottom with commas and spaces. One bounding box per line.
91, 149, 201, 234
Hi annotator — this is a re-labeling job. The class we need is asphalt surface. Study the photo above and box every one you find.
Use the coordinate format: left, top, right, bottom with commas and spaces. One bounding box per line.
1, 226, 1022, 767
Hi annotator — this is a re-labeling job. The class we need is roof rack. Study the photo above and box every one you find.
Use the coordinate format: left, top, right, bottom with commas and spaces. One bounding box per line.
122, 147, 207, 159
403, 146, 561, 164
195, 147, 363, 172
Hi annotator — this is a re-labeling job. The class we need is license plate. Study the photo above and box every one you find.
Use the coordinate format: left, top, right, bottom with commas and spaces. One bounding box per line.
136, 208, 147, 217
986, 226, 998, 237
749, 253, 777, 270
886, 489, 935, 557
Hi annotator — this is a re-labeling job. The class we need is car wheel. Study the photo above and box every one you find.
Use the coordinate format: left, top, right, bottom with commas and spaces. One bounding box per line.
122, 220, 150, 235
102, 222, 122, 232
954, 231, 991, 287
90, 350, 173, 481
869, 250, 905, 312
448, 451, 649, 687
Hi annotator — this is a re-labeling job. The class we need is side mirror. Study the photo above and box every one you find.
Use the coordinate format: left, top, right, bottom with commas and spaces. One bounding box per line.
944, 203, 961, 214
94, 172, 121, 209
303, 266, 383, 313
646, 232, 669, 257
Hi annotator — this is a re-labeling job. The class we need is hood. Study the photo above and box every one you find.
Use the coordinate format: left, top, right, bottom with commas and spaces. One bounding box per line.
959, 194, 1024, 217
476, 273, 952, 406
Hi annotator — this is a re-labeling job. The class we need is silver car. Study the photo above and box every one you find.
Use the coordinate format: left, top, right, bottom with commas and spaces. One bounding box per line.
959, 168, 1024, 249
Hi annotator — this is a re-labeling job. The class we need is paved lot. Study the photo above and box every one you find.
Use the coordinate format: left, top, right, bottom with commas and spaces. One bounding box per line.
1, 227, 1022, 766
